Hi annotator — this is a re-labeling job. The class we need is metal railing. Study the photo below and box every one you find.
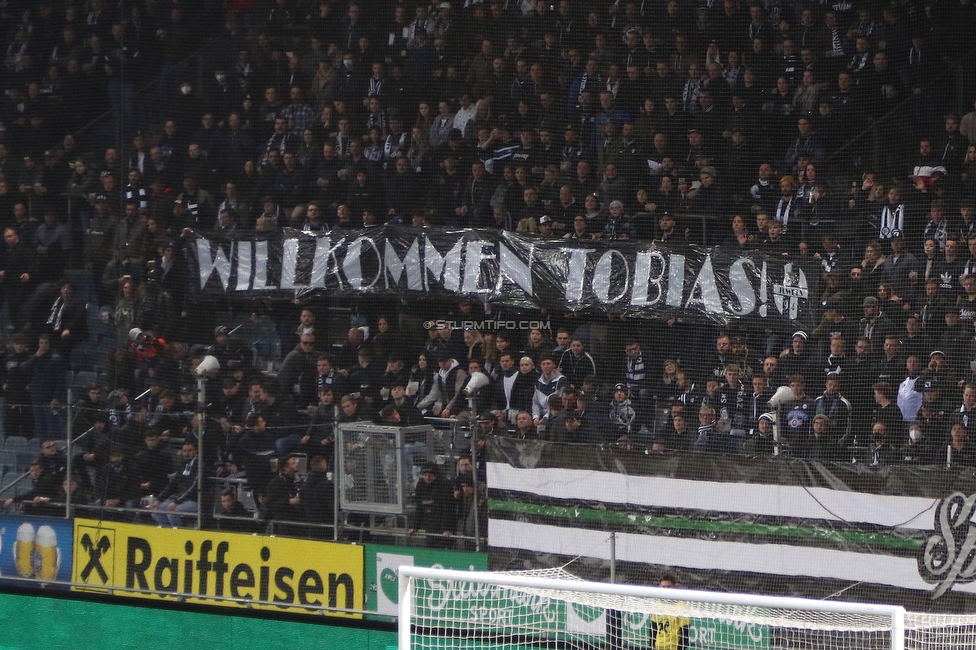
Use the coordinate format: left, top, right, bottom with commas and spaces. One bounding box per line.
0, 389, 488, 553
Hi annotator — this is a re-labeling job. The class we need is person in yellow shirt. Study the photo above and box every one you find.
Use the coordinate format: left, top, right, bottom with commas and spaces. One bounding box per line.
651, 574, 690, 650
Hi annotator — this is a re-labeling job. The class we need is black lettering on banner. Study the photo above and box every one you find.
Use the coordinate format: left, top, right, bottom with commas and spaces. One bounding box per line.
196, 540, 214, 595
259, 546, 271, 602
213, 541, 229, 597
231, 563, 255, 600
126, 537, 151, 590
155, 557, 179, 593
298, 570, 324, 605
329, 573, 355, 609
186, 228, 810, 326
79, 533, 111, 583
274, 567, 295, 605
114, 532, 356, 610
183, 540, 194, 593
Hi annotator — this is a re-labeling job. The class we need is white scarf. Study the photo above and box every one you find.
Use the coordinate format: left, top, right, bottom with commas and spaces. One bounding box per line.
775, 196, 794, 228
879, 204, 904, 239
47, 297, 65, 330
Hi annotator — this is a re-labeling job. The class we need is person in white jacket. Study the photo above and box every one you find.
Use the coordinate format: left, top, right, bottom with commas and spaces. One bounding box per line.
897, 354, 923, 424
532, 355, 567, 425
417, 353, 468, 417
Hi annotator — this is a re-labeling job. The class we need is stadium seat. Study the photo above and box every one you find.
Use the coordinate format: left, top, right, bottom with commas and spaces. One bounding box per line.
4, 436, 27, 452
0, 471, 31, 499
70, 344, 110, 376
73, 371, 98, 392
0, 472, 16, 497
69, 346, 96, 372
0, 451, 18, 473
14, 452, 34, 472
239, 488, 257, 513
90, 343, 115, 372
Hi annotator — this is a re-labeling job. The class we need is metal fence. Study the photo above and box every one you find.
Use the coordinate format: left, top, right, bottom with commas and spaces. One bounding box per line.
0, 392, 487, 552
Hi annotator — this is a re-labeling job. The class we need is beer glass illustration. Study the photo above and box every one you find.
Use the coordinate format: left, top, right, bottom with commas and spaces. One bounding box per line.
14, 522, 34, 577
33, 526, 59, 580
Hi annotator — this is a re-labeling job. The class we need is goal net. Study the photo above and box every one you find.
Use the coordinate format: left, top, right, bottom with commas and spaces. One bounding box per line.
398, 567, 976, 650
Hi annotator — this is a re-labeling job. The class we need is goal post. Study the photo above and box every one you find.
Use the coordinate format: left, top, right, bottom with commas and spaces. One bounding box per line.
398, 566, 908, 650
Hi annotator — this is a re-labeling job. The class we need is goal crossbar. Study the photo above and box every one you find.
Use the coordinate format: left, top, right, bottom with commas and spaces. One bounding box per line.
397, 566, 907, 650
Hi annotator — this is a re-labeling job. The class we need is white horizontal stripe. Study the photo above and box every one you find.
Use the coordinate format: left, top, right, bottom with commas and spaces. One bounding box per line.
488, 464, 938, 531
488, 519, 976, 595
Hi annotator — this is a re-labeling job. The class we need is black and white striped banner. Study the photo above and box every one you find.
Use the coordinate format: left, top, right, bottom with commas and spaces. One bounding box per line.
486, 438, 976, 608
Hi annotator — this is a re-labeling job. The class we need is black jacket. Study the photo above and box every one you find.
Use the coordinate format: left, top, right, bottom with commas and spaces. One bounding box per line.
95, 460, 139, 503
301, 470, 335, 524
493, 370, 537, 413
157, 456, 198, 503
266, 472, 302, 522
412, 475, 455, 534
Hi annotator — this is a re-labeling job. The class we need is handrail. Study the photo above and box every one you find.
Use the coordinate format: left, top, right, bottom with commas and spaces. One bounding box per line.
65, 503, 477, 543
0, 470, 33, 499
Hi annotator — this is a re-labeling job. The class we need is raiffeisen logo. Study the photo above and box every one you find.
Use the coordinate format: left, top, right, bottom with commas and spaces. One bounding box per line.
72, 520, 363, 617
124, 538, 353, 607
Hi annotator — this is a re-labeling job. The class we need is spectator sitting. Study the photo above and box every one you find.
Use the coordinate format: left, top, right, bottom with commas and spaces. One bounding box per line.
949, 421, 976, 467
4, 459, 60, 513
149, 439, 200, 528
743, 413, 776, 456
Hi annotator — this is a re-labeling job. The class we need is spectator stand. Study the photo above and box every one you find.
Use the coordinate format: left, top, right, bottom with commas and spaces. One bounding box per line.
2, 0, 976, 562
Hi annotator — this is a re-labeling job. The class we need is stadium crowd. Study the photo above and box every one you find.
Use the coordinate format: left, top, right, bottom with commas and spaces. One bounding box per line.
0, 0, 974, 537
